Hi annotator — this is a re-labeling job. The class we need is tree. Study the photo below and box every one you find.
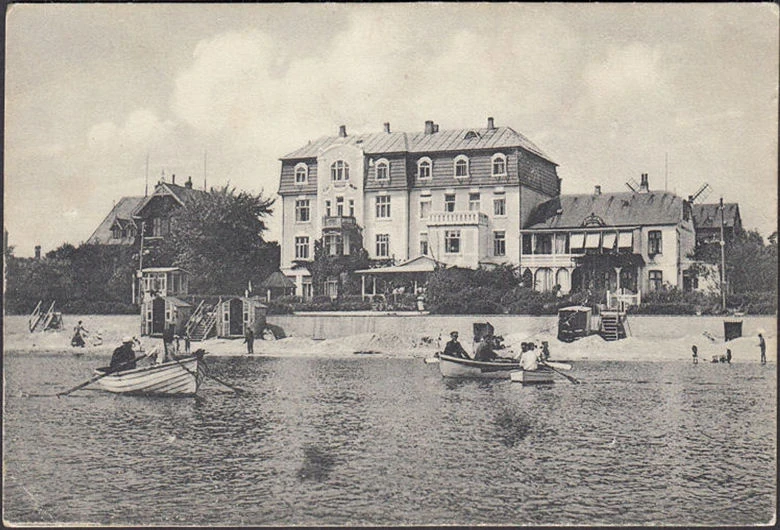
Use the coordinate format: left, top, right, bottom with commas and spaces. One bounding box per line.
161, 186, 278, 294
691, 229, 777, 294
305, 237, 371, 298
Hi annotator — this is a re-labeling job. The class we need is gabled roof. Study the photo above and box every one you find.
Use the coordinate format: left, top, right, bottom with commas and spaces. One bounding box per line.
354, 255, 443, 274
86, 196, 144, 245
134, 182, 207, 217
259, 271, 296, 289
525, 191, 685, 230
280, 126, 554, 164
692, 203, 741, 229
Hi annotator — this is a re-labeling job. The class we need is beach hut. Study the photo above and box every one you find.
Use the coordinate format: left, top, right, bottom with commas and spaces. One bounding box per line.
217, 296, 268, 338
259, 271, 297, 301
557, 306, 593, 342
141, 295, 192, 337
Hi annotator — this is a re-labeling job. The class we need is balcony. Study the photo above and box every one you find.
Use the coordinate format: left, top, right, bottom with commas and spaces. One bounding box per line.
322, 216, 357, 231
427, 211, 488, 227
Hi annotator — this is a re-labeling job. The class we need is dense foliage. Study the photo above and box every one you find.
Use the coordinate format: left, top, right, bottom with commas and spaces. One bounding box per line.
158, 186, 279, 295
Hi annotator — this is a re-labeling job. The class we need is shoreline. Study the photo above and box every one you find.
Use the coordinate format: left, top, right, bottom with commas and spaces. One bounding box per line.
3, 314, 775, 364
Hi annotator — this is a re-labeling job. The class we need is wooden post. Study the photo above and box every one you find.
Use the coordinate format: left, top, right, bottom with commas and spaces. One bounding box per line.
719, 197, 726, 312
361, 275, 366, 300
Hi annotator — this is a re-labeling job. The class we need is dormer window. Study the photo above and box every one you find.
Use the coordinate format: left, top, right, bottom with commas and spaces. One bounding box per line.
464, 130, 480, 140
294, 162, 308, 184
454, 155, 469, 179
491, 153, 507, 176
375, 159, 389, 181
331, 160, 350, 182
417, 157, 432, 179
112, 226, 121, 239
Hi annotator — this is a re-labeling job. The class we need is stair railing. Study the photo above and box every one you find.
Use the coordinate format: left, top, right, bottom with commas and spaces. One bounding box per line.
28, 301, 42, 332
185, 300, 206, 338
41, 301, 56, 330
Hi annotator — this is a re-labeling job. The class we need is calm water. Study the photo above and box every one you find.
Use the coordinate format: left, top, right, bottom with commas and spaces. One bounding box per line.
3, 352, 776, 526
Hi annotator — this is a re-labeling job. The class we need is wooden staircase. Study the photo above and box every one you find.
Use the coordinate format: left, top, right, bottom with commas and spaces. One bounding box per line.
29, 301, 58, 332
28, 301, 43, 332
185, 300, 219, 342
600, 311, 626, 341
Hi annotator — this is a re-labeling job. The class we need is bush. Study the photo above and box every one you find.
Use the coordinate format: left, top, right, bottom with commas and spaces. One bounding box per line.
266, 295, 299, 315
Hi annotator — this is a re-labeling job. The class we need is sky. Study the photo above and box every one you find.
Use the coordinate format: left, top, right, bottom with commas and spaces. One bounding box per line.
4, 3, 778, 256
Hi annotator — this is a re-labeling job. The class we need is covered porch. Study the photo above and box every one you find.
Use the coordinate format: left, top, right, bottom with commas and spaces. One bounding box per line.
354, 256, 442, 304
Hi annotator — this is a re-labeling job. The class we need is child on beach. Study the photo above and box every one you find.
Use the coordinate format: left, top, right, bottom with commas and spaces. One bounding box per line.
691, 345, 698, 364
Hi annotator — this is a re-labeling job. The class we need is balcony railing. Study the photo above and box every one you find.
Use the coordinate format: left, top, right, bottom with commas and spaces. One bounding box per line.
322, 216, 357, 230
427, 211, 488, 226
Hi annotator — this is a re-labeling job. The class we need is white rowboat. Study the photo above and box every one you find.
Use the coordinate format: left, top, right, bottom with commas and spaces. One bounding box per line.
439, 354, 521, 379
510, 369, 555, 384
93, 355, 205, 396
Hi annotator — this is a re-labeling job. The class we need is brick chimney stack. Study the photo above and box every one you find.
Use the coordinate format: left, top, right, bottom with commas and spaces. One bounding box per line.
594, 185, 601, 195
383, 122, 391, 133
185, 176, 193, 189
338, 125, 347, 137
172, 174, 176, 185
640, 173, 649, 192
487, 117, 495, 130
34, 245, 41, 260
424, 120, 434, 134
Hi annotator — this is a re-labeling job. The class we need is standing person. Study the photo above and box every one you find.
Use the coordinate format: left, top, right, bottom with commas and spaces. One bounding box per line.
758, 333, 766, 365
725, 348, 732, 364
691, 345, 699, 365
244, 327, 255, 354
162, 324, 175, 361
184, 330, 191, 354
71, 320, 88, 347
110, 337, 137, 372
443, 331, 470, 359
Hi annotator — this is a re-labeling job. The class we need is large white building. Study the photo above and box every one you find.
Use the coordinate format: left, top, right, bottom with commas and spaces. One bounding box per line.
277, 118, 561, 297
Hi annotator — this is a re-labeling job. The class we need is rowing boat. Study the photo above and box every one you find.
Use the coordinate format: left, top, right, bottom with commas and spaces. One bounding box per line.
92, 355, 205, 396
439, 354, 522, 379
510, 368, 555, 384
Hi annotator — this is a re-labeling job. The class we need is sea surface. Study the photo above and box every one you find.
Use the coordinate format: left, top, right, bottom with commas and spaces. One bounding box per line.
3, 352, 776, 526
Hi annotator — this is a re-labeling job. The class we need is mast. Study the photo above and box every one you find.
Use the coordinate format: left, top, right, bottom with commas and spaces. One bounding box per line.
719, 197, 726, 312
145, 154, 150, 197
204, 150, 208, 191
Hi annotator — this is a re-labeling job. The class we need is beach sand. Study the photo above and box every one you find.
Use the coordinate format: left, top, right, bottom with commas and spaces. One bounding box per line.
3, 314, 775, 365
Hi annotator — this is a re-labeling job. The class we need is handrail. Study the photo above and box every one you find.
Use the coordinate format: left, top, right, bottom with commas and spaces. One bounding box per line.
28, 301, 42, 332
41, 301, 56, 330
185, 300, 206, 337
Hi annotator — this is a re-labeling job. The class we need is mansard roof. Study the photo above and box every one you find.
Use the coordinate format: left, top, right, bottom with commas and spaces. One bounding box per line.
692, 203, 741, 229
280, 126, 555, 164
525, 191, 686, 230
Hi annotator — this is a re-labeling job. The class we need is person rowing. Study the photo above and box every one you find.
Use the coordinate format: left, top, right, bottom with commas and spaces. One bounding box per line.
443, 331, 470, 359
109, 336, 137, 372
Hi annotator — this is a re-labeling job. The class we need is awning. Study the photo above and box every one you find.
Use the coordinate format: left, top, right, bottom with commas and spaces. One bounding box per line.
584, 232, 601, 249
355, 255, 442, 275
618, 231, 634, 248
602, 232, 617, 249
570, 233, 585, 249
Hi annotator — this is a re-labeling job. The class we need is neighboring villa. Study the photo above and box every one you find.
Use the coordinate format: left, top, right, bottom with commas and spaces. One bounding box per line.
278, 118, 561, 298
86, 196, 144, 246
692, 202, 743, 245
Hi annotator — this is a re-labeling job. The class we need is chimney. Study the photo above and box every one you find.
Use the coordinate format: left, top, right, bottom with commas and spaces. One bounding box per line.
338, 125, 347, 137
34, 245, 41, 260
383, 122, 391, 133
640, 173, 649, 192
594, 185, 601, 195
433, 123, 439, 133
185, 176, 193, 189
172, 174, 176, 185
424, 120, 434, 134
487, 117, 495, 130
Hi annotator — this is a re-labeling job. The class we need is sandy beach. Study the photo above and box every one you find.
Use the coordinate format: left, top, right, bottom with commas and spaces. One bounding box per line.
3, 313, 775, 365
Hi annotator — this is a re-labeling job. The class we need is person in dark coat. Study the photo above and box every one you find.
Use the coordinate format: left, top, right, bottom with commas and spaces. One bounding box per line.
71, 321, 88, 347
759, 333, 766, 365
110, 337, 137, 372
474, 334, 499, 362
443, 331, 470, 359
725, 348, 732, 364
691, 345, 698, 365
162, 324, 175, 359
244, 328, 255, 354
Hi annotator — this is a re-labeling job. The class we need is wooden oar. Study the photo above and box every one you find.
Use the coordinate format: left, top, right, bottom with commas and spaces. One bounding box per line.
56, 347, 157, 397
544, 360, 572, 371
200, 357, 248, 395
540, 361, 580, 384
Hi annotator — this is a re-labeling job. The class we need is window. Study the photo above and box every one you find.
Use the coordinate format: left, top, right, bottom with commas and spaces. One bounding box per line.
420, 233, 429, 256
348, 199, 355, 217
294, 163, 308, 184
444, 194, 456, 212
554, 233, 569, 254
468, 193, 480, 211
375, 159, 389, 180
492, 153, 507, 176
295, 236, 309, 259
534, 234, 553, 255
649, 270, 663, 291
127, 226, 136, 238
494, 231, 506, 256
325, 278, 338, 298
376, 195, 391, 218
417, 157, 432, 179
152, 217, 170, 237
494, 197, 506, 216
521, 234, 532, 255
454, 155, 469, 178
648, 230, 662, 255
376, 234, 389, 257
301, 279, 313, 300
295, 199, 310, 222
445, 230, 461, 254
324, 234, 339, 256
336, 196, 344, 217
325, 200, 332, 217
331, 160, 350, 182
420, 199, 431, 219
112, 226, 121, 239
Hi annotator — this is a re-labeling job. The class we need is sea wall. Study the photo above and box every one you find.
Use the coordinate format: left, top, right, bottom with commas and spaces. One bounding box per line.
267, 313, 776, 342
